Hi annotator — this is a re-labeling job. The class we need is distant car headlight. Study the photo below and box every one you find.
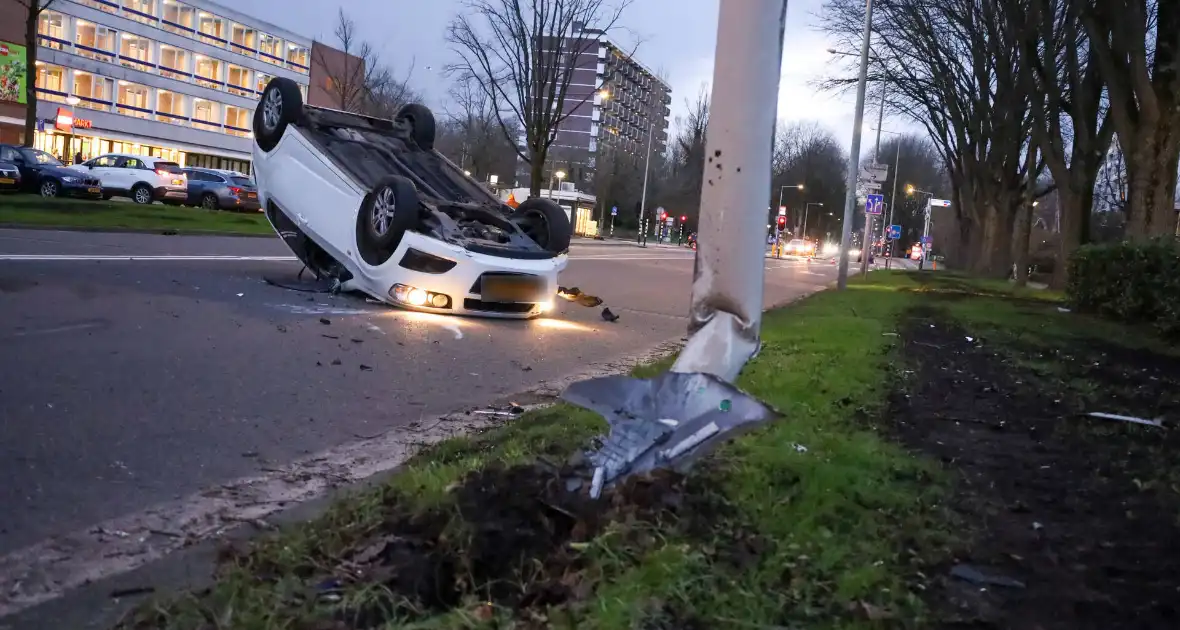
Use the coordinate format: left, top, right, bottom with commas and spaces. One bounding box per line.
849, 248, 861, 259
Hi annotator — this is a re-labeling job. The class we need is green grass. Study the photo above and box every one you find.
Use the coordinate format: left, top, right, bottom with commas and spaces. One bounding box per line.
0, 193, 272, 235
123, 271, 1130, 630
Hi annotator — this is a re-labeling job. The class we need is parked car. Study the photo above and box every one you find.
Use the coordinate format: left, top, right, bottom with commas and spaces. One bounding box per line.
72, 153, 187, 204
0, 144, 102, 198
784, 238, 817, 257
180, 168, 260, 211
0, 157, 20, 192
251, 76, 571, 318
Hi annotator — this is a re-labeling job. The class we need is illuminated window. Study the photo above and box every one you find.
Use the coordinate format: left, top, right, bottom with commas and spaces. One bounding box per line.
75, 21, 117, 61
255, 71, 273, 94
73, 72, 114, 111
122, 0, 157, 24
119, 33, 153, 70
158, 44, 188, 79
224, 105, 250, 136
286, 44, 308, 72
155, 89, 187, 124
227, 64, 252, 97
37, 11, 66, 49
196, 10, 225, 45
161, 0, 195, 34
258, 33, 282, 63
78, 0, 117, 14
35, 64, 66, 102
230, 23, 256, 54
192, 99, 220, 131
194, 55, 223, 88
116, 80, 151, 118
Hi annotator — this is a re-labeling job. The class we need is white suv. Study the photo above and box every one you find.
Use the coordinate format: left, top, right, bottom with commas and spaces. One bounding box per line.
72, 153, 187, 204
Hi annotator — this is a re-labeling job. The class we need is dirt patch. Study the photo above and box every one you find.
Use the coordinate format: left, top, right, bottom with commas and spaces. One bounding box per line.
890, 308, 1180, 629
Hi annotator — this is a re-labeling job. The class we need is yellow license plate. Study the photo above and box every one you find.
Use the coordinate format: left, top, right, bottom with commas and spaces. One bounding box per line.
88, 187, 101, 193
172, 179, 184, 185
0, 177, 14, 184
246, 192, 257, 199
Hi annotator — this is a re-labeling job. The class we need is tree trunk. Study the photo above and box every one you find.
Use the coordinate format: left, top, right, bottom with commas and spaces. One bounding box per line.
1124, 125, 1180, 240
23, 10, 39, 147
1053, 186, 1080, 289
1012, 203, 1032, 287
528, 145, 545, 198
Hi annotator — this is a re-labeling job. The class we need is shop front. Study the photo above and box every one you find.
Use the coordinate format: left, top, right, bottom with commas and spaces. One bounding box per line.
32, 105, 252, 173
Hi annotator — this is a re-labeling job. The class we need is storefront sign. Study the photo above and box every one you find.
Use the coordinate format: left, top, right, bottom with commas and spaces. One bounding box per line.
52, 108, 93, 132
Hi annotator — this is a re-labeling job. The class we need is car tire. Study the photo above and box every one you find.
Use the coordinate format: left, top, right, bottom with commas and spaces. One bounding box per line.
101, 193, 114, 201
39, 179, 60, 198
395, 103, 436, 151
131, 184, 153, 205
358, 176, 420, 254
253, 77, 304, 153
513, 197, 572, 253
201, 193, 219, 210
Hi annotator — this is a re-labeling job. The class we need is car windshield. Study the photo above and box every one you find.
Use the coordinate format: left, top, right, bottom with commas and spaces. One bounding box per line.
22, 149, 63, 166
230, 176, 254, 186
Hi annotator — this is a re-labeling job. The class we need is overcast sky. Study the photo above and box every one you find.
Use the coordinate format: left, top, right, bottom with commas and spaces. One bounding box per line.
231, 0, 910, 153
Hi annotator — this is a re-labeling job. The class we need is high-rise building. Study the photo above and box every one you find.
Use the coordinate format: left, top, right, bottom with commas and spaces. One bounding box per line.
0, 0, 354, 173
520, 23, 671, 194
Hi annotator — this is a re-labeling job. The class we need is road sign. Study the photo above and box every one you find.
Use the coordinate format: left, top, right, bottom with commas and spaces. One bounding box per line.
930, 198, 951, 207
921, 235, 932, 245
887, 224, 901, 240
858, 163, 888, 183
611, 206, 618, 216
778, 206, 787, 216
865, 194, 884, 215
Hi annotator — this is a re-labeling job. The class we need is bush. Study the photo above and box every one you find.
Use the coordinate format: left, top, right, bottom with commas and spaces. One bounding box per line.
1066, 238, 1180, 338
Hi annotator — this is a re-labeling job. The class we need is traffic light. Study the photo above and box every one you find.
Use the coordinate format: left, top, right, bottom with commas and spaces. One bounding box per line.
680, 215, 687, 222
776, 215, 787, 230
658, 210, 667, 221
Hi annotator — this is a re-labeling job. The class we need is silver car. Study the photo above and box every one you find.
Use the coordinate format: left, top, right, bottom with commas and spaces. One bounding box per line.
180, 168, 260, 211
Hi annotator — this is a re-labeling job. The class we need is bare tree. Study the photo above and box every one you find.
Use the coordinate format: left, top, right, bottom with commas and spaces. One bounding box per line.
820, 0, 1042, 275
661, 85, 710, 223
775, 121, 849, 238
15, 0, 59, 146
1018, 0, 1114, 287
446, 0, 632, 197
437, 75, 521, 183
313, 9, 416, 116
1073, 0, 1179, 239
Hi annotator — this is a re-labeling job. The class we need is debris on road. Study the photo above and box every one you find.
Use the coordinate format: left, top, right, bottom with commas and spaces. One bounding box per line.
319, 317, 331, 325
562, 371, 779, 498
322, 334, 339, 339
110, 586, 155, 599
601, 308, 620, 322
1084, 411, 1164, 428
359, 364, 373, 371
330, 359, 342, 366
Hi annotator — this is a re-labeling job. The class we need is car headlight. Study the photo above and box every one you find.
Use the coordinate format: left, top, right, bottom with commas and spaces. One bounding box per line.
62, 176, 79, 183
849, 249, 861, 258
390, 283, 451, 309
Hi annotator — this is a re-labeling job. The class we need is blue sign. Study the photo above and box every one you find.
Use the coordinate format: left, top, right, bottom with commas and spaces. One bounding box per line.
921, 235, 932, 245
887, 224, 901, 240
865, 194, 884, 215
611, 206, 618, 216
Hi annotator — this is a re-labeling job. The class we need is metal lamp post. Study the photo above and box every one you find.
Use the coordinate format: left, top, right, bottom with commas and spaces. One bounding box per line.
836, 0, 876, 290
803, 202, 823, 239
907, 185, 933, 269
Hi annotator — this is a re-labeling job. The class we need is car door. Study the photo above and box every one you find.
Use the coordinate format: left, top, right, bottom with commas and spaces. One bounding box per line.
116, 157, 147, 192
183, 169, 207, 204
86, 155, 121, 191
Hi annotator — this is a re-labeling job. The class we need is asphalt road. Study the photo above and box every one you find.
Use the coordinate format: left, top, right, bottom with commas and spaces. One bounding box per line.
0, 228, 839, 557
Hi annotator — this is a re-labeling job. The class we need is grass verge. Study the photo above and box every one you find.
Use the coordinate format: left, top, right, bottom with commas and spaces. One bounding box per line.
0, 193, 271, 236
121, 270, 1168, 629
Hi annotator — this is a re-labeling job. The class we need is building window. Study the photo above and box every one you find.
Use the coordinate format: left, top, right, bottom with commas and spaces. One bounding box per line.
230, 23, 257, 55
286, 44, 309, 72
118, 33, 153, 70
258, 33, 282, 64
224, 105, 250, 136
78, 0, 118, 15
37, 11, 67, 49
34, 63, 66, 102
73, 71, 114, 111
155, 89, 187, 124
161, 0, 195, 34
158, 44, 189, 80
196, 10, 226, 45
116, 80, 151, 118
122, 0, 157, 24
192, 99, 220, 131
194, 55, 223, 89
255, 71, 273, 94
75, 21, 117, 62
227, 64, 253, 97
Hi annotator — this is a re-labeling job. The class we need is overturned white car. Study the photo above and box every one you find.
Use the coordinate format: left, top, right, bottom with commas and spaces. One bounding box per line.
251, 77, 572, 318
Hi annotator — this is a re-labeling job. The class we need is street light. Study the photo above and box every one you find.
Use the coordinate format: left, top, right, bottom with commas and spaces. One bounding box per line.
549, 169, 566, 199
775, 183, 805, 234
906, 184, 934, 270
802, 202, 823, 239
836, 0, 877, 291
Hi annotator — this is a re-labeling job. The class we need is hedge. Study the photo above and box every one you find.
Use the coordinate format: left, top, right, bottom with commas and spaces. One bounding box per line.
1066, 238, 1180, 338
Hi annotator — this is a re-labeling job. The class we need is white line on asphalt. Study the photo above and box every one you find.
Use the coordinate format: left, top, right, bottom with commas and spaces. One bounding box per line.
7, 321, 105, 338
0, 254, 298, 261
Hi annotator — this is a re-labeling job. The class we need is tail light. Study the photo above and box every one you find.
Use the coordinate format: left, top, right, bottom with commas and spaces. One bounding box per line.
155, 169, 169, 177
229, 186, 242, 195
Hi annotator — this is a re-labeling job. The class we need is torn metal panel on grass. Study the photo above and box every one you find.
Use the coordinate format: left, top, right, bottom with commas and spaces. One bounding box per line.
561, 372, 780, 498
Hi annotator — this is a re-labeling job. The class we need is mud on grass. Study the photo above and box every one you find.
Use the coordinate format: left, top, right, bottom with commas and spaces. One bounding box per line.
891, 306, 1180, 629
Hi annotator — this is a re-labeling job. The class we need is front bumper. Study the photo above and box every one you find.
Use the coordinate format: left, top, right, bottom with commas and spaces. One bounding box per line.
0, 174, 21, 191
351, 231, 566, 319
61, 181, 102, 198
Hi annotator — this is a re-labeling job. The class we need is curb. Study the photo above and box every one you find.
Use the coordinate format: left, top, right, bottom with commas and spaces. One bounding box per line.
0, 223, 276, 239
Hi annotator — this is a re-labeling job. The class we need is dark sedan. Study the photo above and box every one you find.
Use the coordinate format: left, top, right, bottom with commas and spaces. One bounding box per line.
0, 159, 21, 191
0, 144, 102, 199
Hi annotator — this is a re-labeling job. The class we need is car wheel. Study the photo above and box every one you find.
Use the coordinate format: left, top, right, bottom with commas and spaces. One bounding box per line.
395, 103, 436, 151
253, 77, 304, 153
359, 176, 420, 253
132, 184, 153, 205
101, 193, 114, 201
201, 193, 219, 210
39, 179, 60, 198
513, 197, 573, 253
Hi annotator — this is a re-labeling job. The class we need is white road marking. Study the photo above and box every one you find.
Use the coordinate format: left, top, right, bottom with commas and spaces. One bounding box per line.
7, 321, 104, 337
272, 304, 376, 316
0, 254, 297, 262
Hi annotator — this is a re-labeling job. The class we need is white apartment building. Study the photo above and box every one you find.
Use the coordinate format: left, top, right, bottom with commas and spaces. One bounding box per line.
29, 0, 316, 173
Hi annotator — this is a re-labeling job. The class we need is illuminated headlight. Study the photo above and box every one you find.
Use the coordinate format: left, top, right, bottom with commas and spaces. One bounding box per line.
62, 176, 80, 183
390, 284, 451, 309
538, 300, 554, 313
849, 249, 861, 259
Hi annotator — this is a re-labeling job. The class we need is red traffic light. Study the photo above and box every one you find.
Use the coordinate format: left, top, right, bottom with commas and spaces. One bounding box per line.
776, 215, 786, 226
679, 215, 687, 222
658, 211, 666, 220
